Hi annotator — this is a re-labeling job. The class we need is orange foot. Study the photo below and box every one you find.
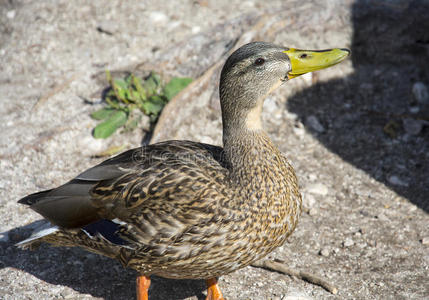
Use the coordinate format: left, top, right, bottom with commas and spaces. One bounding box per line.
136, 275, 151, 300
206, 277, 225, 300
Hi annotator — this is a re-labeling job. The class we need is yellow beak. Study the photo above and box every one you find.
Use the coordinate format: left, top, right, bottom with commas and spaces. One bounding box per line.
283, 48, 350, 79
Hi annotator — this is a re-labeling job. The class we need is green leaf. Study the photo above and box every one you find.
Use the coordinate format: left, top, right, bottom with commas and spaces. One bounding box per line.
90, 108, 115, 120
93, 110, 128, 139
114, 79, 128, 91
116, 87, 128, 101
130, 90, 141, 102
142, 95, 165, 116
143, 72, 162, 96
125, 74, 133, 85
163, 77, 192, 100
132, 75, 146, 102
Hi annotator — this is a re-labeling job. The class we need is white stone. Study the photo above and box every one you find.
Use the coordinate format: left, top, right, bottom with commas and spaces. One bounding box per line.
293, 125, 305, 136
377, 213, 389, 222
303, 193, 316, 208
149, 11, 168, 24
283, 291, 314, 300
343, 237, 354, 247
320, 248, 330, 257
7, 10, 16, 19
307, 182, 329, 196
191, 26, 201, 34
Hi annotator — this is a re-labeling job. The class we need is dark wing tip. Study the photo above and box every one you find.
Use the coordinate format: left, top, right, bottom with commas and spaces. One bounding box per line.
18, 189, 53, 205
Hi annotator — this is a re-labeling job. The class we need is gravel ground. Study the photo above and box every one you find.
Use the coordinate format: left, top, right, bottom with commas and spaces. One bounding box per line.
1, 0, 428, 299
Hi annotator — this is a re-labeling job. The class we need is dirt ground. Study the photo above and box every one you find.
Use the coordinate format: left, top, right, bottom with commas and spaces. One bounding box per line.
1, 0, 428, 299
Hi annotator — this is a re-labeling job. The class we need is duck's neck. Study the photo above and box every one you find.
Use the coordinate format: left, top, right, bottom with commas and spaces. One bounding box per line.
222, 101, 280, 174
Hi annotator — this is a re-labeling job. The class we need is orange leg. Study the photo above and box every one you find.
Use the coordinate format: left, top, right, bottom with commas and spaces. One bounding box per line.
136, 275, 151, 300
205, 277, 225, 300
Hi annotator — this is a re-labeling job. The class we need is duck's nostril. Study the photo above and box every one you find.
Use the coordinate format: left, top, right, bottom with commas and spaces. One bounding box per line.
299, 53, 308, 59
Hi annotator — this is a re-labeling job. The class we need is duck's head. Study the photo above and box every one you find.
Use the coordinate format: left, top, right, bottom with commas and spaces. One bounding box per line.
220, 42, 350, 133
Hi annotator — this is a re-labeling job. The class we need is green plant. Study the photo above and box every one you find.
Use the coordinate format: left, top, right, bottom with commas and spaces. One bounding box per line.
91, 71, 192, 139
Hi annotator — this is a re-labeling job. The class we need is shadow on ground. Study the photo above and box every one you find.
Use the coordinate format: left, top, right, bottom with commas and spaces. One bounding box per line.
287, 1, 429, 212
2, 223, 206, 300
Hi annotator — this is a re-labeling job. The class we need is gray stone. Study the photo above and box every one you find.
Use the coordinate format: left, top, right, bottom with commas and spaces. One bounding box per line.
306, 115, 325, 133
412, 82, 429, 104
403, 118, 424, 135
409, 106, 420, 114
388, 175, 409, 187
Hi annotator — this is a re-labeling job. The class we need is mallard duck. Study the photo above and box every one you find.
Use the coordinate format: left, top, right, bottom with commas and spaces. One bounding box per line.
17, 42, 349, 300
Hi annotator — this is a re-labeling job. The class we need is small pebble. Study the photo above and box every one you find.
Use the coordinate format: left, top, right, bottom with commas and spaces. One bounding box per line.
367, 240, 377, 247
303, 193, 316, 208
306, 115, 325, 133
149, 11, 168, 24
343, 237, 354, 247
412, 82, 429, 104
306, 183, 328, 196
421, 237, 429, 245
409, 106, 420, 114
283, 292, 314, 300
319, 248, 330, 257
293, 126, 305, 136
387, 175, 409, 187
376, 213, 389, 222
7, 10, 16, 19
308, 207, 318, 216
403, 118, 424, 135
191, 26, 201, 34
308, 174, 317, 181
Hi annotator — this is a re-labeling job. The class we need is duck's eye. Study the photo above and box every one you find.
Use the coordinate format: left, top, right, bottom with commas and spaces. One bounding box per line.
254, 58, 265, 66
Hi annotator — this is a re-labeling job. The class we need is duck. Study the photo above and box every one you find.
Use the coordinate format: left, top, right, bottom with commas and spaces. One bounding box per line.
17, 42, 350, 300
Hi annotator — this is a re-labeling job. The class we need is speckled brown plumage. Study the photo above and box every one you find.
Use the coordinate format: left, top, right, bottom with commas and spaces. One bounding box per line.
22, 134, 301, 279
18, 42, 349, 298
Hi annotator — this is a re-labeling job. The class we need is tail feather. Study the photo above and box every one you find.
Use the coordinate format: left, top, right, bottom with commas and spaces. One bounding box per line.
18, 181, 100, 228
16, 222, 59, 250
